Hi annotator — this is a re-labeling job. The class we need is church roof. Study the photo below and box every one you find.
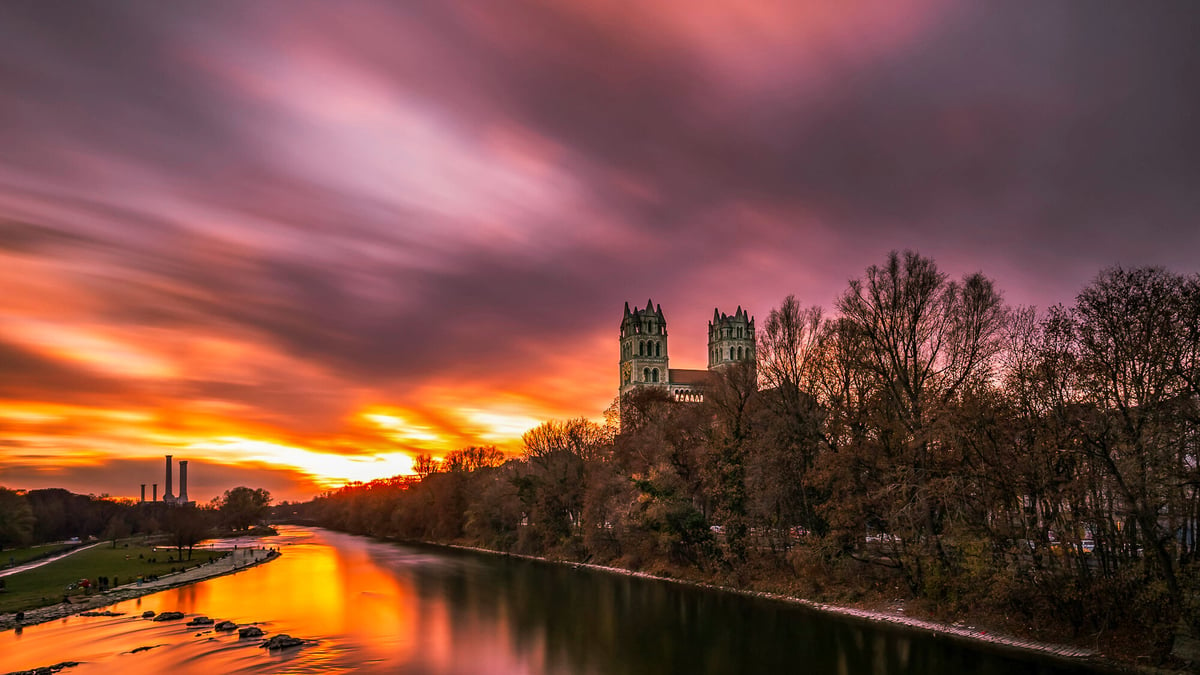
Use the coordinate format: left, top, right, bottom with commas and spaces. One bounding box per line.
669, 369, 711, 386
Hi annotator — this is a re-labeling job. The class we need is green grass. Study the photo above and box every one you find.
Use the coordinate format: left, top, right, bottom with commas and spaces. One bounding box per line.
1, 542, 74, 568
0, 541, 229, 614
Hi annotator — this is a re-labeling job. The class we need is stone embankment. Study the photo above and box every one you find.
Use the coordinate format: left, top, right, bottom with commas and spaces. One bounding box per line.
0, 547, 278, 632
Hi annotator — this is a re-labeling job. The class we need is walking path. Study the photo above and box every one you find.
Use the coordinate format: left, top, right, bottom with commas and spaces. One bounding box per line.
0, 544, 104, 579
0, 547, 278, 632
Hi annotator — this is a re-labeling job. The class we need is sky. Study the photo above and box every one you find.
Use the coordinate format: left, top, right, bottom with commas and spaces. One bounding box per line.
1, 1, 1198, 502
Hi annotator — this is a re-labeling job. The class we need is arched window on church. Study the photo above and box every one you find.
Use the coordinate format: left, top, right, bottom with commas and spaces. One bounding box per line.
639, 341, 645, 356
643, 367, 650, 381
652, 368, 659, 383
655, 342, 661, 357
730, 347, 735, 360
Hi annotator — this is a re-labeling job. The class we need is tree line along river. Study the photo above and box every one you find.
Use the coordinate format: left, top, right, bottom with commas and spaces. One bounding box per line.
0, 526, 1115, 674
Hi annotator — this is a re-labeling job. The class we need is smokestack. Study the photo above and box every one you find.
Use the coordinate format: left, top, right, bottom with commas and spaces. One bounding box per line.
178, 461, 189, 503
164, 455, 175, 502
140, 484, 146, 503
153, 484, 158, 502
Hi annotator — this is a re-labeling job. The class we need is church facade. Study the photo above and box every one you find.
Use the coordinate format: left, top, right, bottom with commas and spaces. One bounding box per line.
618, 299, 755, 402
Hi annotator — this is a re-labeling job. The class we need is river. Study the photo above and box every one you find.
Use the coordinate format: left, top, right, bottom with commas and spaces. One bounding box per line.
1, 526, 1111, 674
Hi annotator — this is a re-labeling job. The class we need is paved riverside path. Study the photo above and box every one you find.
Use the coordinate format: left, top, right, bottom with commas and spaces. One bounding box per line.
0, 543, 104, 579
0, 546, 278, 631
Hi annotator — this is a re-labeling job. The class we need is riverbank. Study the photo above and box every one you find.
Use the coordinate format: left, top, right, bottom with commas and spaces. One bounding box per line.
436, 543, 1138, 672
0, 546, 279, 632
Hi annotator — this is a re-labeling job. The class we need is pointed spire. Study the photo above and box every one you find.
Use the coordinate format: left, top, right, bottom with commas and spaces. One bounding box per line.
713, 308, 720, 324
656, 303, 663, 317
736, 305, 743, 319
646, 298, 654, 313
624, 301, 631, 316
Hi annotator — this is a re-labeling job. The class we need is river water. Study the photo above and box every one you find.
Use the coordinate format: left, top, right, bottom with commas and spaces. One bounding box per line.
1, 526, 1109, 674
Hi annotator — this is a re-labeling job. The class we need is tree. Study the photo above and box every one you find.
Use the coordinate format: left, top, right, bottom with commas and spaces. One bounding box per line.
219, 487, 272, 531
755, 295, 828, 536
704, 360, 759, 559
829, 250, 1007, 592
414, 454, 440, 478
0, 488, 34, 551
519, 418, 609, 550
166, 505, 210, 561
442, 446, 505, 473
1068, 267, 1198, 614
102, 515, 131, 548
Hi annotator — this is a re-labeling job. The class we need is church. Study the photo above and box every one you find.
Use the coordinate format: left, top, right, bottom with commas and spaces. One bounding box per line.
619, 299, 756, 403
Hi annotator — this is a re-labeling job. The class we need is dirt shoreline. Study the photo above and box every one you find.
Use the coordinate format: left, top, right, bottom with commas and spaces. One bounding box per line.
435, 543, 1135, 671
0, 547, 279, 632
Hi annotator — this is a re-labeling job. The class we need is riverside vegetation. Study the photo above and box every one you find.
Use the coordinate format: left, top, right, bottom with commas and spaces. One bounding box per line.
301, 252, 1200, 667
0, 486, 275, 615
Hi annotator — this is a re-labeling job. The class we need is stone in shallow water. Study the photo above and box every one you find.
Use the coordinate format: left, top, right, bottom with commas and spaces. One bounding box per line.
237, 625, 265, 638
130, 645, 160, 654
152, 611, 185, 622
141, 611, 155, 618
186, 616, 214, 626
214, 620, 238, 631
7, 660, 80, 675
260, 634, 307, 650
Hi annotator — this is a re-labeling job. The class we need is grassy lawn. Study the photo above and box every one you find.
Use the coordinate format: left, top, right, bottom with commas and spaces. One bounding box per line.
0, 542, 229, 614
1, 543, 74, 569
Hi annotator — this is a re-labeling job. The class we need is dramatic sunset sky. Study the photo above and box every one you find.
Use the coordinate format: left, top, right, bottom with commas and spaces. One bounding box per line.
1, 2, 1198, 501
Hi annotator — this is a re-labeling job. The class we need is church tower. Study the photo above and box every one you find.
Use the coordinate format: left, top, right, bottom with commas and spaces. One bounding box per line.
619, 299, 669, 396
708, 306, 755, 369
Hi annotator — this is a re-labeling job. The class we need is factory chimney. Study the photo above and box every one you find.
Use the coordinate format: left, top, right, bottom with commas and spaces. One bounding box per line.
164, 455, 175, 502
140, 484, 146, 503
178, 460, 189, 504
152, 484, 158, 502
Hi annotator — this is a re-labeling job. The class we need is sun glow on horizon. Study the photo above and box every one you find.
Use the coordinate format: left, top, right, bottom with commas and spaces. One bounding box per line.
0, 395, 566, 498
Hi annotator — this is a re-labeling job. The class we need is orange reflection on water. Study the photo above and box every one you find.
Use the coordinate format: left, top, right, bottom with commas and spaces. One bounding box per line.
0, 529, 419, 674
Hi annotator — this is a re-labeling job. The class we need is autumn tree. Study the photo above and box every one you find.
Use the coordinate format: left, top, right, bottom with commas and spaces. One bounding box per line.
102, 515, 131, 548
753, 296, 828, 538
219, 486, 272, 531
829, 250, 1007, 592
0, 488, 34, 551
414, 454, 441, 478
704, 360, 759, 559
166, 505, 211, 561
1067, 267, 1199, 616
443, 446, 506, 472
517, 418, 609, 552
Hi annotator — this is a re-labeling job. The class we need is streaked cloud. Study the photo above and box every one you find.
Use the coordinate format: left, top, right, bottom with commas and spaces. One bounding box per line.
1, 1, 1197, 500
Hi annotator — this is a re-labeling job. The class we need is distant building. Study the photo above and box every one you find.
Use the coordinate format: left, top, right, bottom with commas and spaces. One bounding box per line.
618, 299, 756, 403
152, 455, 194, 506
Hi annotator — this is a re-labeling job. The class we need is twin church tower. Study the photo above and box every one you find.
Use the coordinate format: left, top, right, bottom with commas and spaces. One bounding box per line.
619, 299, 756, 402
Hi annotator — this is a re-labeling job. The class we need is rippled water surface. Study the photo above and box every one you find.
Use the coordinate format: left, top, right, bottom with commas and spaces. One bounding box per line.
1, 526, 1108, 674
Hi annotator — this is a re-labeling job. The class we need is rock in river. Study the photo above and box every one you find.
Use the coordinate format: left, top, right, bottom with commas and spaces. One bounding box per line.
152, 611, 185, 622
237, 626, 265, 638
7, 660, 79, 674
260, 634, 307, 650
186, 616, 214, 626
214, 620, 238, 632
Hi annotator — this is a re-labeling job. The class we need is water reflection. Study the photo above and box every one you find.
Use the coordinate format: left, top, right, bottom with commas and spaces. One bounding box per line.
0, 527, 1109, 674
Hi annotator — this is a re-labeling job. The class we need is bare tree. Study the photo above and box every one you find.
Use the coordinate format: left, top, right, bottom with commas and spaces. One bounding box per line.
831, 251, 1007, 589
443, 446, 506, 473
